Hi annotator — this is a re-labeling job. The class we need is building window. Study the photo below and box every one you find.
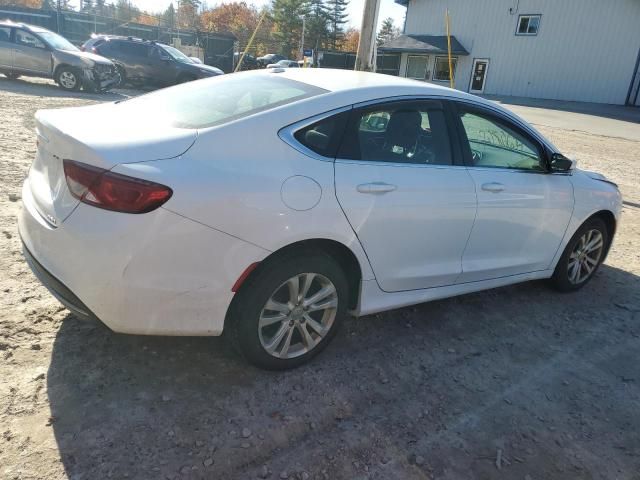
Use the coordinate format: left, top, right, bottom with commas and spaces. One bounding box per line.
406, 55, 429, 80
432, 56, 457, 82
516, 15, 541, 35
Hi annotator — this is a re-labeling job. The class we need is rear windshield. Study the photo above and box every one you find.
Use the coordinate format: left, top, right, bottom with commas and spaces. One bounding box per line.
117, 74, 327, 129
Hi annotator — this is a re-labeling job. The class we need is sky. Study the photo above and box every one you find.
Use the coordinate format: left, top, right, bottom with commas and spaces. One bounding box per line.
71, 0, 407, 30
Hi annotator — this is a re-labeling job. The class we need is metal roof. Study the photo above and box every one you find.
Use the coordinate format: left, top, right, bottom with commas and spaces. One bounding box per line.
378, 34, 469, 55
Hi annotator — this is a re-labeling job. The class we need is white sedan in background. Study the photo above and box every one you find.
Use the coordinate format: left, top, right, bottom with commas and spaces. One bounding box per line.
18, 69, 622, 369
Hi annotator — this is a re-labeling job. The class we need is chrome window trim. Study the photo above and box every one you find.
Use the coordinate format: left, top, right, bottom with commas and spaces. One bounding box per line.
278, 105, 352, 163
279, 94, 557, 165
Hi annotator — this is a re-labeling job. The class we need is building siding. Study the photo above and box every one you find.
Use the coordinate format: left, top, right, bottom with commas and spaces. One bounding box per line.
402, 0, 640, 104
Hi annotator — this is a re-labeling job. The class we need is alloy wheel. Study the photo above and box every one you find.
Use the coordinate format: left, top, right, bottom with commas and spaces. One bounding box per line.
567, 229, 604, 285
258, 273, 338, 359
59, 71, 77, 90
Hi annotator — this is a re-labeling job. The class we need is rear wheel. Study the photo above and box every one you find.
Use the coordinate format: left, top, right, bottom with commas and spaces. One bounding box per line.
56, 67, 81, 91
549, 217, 609, 292
229, 252, 348, 370
5, 73, 20, 80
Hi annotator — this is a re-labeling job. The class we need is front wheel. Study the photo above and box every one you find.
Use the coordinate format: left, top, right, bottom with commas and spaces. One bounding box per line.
228, 252, 348, 370
549, 217, 609, 292
56, 67, 81, 91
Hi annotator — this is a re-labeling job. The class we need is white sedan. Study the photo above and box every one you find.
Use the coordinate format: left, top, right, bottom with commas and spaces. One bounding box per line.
18, 69, 622, 369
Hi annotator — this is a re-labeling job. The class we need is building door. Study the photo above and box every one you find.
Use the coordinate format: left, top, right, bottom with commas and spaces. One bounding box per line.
469, 59, 489, 94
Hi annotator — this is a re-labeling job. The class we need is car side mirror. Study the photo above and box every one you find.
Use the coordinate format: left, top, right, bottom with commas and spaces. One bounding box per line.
549, 153, 576, 172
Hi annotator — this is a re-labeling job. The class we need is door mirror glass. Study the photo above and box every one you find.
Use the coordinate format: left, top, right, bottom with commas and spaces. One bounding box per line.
550, 153, 575, 172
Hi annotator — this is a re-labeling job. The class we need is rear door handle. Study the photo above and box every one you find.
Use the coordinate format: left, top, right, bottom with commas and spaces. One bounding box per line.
481, 182, 505, 193
356, 182, 397, 194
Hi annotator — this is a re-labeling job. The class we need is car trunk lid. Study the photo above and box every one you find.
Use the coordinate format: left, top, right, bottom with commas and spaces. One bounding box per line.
28, 104, 197, 227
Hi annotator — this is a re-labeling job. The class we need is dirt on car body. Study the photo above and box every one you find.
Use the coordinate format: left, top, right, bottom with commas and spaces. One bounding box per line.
1, 77, 639, 480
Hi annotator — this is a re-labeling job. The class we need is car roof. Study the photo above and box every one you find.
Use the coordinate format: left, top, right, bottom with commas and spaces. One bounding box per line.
269, 67, 487, 104
0, 20, 51, 33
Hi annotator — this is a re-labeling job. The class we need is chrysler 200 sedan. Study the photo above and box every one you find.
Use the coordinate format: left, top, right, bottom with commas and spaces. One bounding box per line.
18, 69, 622, 369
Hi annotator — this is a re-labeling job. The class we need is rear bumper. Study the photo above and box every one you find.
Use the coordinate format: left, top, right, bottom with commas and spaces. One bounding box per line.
22, 241, 95, 321
18, 179, 269, 336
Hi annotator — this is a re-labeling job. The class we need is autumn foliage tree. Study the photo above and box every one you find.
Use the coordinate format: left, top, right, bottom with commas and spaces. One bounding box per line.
339, 27, 359, 52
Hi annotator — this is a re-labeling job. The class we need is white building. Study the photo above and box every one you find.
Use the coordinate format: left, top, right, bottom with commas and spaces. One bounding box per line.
380, 0, 640, 106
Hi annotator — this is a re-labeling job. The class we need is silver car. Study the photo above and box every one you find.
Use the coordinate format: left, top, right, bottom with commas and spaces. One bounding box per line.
0, 21, 118, 92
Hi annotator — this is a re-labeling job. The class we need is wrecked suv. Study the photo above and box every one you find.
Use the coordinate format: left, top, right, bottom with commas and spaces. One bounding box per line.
0, 21, 118, 92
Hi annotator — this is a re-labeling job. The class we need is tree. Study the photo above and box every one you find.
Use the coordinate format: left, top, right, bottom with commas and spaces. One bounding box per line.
163, 3, 176, 29
305, 0, 329, 52
327, 0, 348, 49
93, 0, 108, 16
376, 17, 399, 47
271, 0, 308, 57
80, 0, 94, 12
200, 2, 260, 41
177, 0, 201, 29
339, 26, 359, 52
114, 0, 139, 22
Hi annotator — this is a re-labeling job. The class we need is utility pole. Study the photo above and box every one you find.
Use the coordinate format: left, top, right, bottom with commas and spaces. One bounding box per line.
354, 0, 381, 71
299, 17, 306, 60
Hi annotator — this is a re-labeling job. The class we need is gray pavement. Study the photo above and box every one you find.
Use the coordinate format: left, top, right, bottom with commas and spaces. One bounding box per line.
485, 95, 640, 141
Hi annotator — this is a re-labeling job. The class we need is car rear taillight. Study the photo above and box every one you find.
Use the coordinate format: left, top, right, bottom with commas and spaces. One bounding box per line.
63, 159, 172, 214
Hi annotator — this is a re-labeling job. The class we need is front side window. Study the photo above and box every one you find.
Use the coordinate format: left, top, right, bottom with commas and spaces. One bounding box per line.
433, 56, 457, 82
338, 101, 452, 165
15, 30, 46, 49
406, 55, 429, 80
117, 75, 326, 129
517, 15, 541, 35
458, 108, 543, 171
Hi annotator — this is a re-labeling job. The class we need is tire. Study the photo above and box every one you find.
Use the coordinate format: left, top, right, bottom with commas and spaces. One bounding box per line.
56, 67, 81, 91
549, 217, 609, 292
5, 73, 20, 80
228, 251, 349, 370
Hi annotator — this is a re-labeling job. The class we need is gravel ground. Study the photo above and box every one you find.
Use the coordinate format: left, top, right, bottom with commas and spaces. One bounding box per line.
1, 77, 639, 480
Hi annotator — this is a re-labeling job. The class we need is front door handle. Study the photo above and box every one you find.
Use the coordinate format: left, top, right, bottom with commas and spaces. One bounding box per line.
356, 182, 397, 194
481, 182, 505, 193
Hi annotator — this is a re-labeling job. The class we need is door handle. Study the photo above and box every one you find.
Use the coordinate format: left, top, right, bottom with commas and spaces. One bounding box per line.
481, 182, 505, 193
356, 182, 397, 194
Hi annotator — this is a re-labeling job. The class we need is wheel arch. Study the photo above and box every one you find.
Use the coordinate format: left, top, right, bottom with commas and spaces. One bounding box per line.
226, 238, 364, 328
590, 209, 617, 256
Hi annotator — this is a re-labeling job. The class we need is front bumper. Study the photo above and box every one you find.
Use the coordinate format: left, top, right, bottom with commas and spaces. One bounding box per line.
83, 64, 119, 91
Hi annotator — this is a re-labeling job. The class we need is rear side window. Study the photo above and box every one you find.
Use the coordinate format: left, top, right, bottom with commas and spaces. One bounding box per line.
338, 100, 453, 165
294, 112, 348, 158
117, 74, 327, 129
120, 41, 149, 57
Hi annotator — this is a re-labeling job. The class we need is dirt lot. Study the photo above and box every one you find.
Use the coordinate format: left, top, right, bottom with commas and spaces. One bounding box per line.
1, 77, 639, 480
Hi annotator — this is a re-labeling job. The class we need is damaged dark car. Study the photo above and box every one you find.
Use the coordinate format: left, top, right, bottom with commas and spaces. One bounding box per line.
0, 20, 119, 93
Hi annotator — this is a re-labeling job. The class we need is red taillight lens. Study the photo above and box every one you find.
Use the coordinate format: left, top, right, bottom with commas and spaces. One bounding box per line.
63, 160, 172, 214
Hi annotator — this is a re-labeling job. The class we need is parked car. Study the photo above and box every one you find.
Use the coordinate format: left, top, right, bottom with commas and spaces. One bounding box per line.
256, 53, 286, 68
233, 52, 258, 70
19, 69, 622, 370
81, 35, 223, 87
266, 59, 300, 69
0, 21, 118, 92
